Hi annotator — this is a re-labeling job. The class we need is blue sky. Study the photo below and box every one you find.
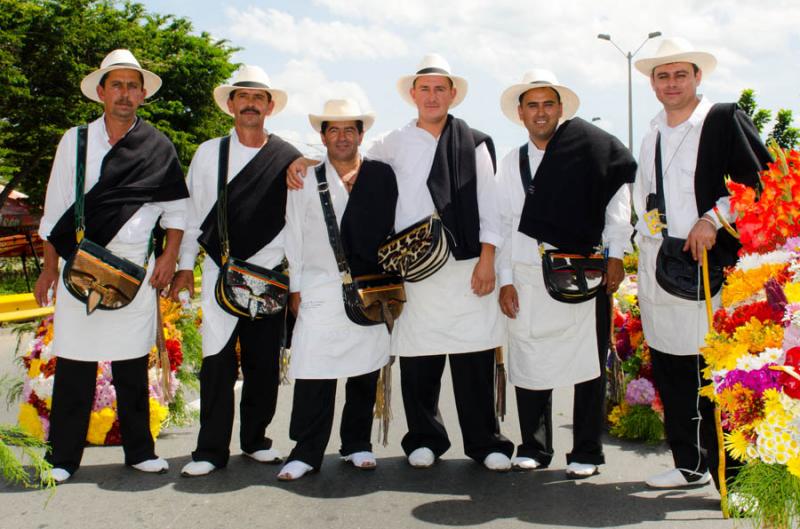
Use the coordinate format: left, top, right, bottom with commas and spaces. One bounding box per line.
141, 0, 799, 158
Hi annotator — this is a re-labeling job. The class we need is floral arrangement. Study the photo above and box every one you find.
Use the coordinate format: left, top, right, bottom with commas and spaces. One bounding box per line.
607, 264, 665, 444
701, 146, 800, 527
17, 297, 201, 446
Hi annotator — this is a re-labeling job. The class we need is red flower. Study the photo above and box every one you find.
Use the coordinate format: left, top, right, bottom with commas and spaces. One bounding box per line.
165, 339, 183, 371
713, 301, 785, 335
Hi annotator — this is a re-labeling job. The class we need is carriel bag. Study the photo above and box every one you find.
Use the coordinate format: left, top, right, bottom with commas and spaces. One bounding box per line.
651, 132, 723, 300
213, 136, 289, 320
377, 213, 450, 282
539, 245, 607, 304
62, 125, 148, 315
315, 164, 405, 332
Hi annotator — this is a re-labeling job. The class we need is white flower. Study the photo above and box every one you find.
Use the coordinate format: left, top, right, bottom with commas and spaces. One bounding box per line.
736, 250, 793, 271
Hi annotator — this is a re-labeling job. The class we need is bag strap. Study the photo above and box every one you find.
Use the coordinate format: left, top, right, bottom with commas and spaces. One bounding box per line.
654, 131, 670, 238
216, 136, 231, 264
74, 125, 88, 243
518, 143, 534, 193
314, 163, 353, 284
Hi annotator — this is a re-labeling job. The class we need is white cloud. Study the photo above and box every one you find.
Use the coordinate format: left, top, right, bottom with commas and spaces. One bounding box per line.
224, 7, 408, 61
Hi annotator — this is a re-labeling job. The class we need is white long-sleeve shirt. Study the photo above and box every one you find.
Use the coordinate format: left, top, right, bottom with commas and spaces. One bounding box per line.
495, 138, 633, 287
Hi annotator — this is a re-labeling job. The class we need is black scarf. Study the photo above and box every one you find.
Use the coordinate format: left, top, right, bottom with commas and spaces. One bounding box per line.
694, 103, 772, 267
339, 159, 398, 277
198, 134, 300, 266
426, 114, 496, 260
48, 119, 188, 259
517, 117, 637, 255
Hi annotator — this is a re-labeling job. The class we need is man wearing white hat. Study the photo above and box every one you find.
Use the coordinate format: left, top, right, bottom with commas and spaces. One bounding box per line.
496, 70, 636, 478
34, 49, 189, 482
276, 99, 397, 481
632, 38, 770, 489
170, 65, 302, 477
287, 54, 513, 470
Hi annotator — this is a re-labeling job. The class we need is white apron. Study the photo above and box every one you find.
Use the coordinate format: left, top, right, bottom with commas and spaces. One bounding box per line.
506, 262, 599, 390
53, 239, 157, 362
636, 235, 719, 356
390, 255, 503, 357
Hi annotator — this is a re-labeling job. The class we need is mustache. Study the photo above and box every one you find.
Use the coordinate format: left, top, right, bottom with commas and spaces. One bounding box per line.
239, 107, 261, 115
114, 98, 133, 106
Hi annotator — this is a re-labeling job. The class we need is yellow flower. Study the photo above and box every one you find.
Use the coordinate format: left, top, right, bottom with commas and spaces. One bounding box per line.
724, 430, 752, 462
785, 282, 800, 303
17, 403, 45, 440
87, 407, 116, 445
28, 359, 42, 378
699, 384, 716, 400
149, 398, 168, 440
721, 263, 787, 307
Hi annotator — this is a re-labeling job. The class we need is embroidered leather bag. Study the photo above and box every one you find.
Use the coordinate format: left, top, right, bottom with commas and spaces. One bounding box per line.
377, 213, 450, 282
213, 136, 289, 320
62, 125, 147, 315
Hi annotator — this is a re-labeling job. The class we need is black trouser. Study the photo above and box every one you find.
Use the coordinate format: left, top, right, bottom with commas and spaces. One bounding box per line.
287, 370, 379, 470
46, 354, 155, 475
514, 291, 610, 466
192, 314, 282, 468
650, 348, 737, 489
399, 349, 514, 462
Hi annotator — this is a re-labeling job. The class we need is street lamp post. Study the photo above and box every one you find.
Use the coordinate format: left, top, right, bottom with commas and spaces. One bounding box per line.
597, 31, 661, 150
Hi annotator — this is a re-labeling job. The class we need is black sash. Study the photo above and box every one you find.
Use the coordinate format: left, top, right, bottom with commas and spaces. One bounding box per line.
198, 134, 301, 266
426, 114, 496, 261
517, 118, 636, 255
48, 119, 188, 259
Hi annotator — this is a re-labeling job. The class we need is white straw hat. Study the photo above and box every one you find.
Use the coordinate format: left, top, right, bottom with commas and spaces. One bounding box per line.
80, 49, 162, 103
634, 37, 717, 76
213, 65, 288, 117
396, 53, 468, 108
309, 99, 375, 133
499, 69, 580, 126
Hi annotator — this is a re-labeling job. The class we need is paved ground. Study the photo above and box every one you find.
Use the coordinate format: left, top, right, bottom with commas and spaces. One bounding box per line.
0, 327, 737, 529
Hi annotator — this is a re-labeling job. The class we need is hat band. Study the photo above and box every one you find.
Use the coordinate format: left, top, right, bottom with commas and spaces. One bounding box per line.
530, 80, 553, 85
107, 62, 142, 69
416, 67, 450, 75
232, 81, 271, 89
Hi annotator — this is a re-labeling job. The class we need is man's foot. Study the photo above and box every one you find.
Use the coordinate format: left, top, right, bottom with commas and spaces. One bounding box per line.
511, 456, 541, 471
407, 447, 435, 468
483, 452, 512, 471
565, 462, 598, 479
181, 460, 216, 477
131, 457, 169, 474
277, 460, 314, 481
49, 467, 71, 484
342, 451, 377, 470
645, 468, 711, 489
243, 448, 283, 464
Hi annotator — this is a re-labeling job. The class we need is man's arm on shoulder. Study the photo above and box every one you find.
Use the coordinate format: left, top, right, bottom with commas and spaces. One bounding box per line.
286, 157, 321, 190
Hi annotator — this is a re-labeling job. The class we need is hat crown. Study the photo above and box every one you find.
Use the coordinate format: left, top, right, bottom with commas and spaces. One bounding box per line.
229, 65, 272, 88
415, 53, 453, 75
519, 69, 560, 86
653, 37, 697, 58
100, 49, 142, 70
320, 98, 364, 118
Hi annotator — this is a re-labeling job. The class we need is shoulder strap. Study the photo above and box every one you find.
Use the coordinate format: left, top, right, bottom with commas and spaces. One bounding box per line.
74, 125, 88, 242
314, 164, 352, 282
216, 136, 231, 263
654, 131, 669, 237
518, 143, 534, 193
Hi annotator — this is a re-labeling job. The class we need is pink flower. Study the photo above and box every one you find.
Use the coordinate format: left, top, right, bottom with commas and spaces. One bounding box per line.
625, 377, 656, 406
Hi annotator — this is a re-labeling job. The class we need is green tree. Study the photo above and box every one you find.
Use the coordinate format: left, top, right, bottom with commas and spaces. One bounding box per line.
769, 108, 800, 150
737, 89, 772, 135
0, 0, 239, 208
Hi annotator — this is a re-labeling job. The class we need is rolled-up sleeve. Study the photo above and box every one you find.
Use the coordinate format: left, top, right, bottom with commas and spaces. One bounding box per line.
285, 174, 307, 293
602, 183, 633, 259
476, 142, 503, 248
39, 130, 76, 240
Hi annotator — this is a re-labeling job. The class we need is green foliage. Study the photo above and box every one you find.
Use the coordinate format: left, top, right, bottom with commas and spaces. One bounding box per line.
0, 425, 54, 489
609, 405, 664, 444
769, 109, 800, 150
164, 304, 202, 426
730, 461, 800, 528
0, 0, 239, 207
738, 89, 772, 134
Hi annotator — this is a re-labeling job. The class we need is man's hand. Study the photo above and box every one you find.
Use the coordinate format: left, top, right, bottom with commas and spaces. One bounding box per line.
150, 250, 177, 290
168, 270, 195, 301
683, 216, 717, 261
286, 157, 319, 190
604, 257, 624, 294
289, 292, 301, 317
499, 285, 519, 319
34, 268, 58, 307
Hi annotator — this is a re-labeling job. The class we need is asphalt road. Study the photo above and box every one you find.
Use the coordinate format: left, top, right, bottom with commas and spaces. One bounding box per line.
0, 328, 736, 529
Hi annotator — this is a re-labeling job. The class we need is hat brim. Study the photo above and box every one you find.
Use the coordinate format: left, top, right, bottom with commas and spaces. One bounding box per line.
213, 85, 288, 117
634, 51, 717, 76
500, 83, 580, 126
80, 65, 162, 103
396, 74, 468, 109
308, 112, 375, 133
